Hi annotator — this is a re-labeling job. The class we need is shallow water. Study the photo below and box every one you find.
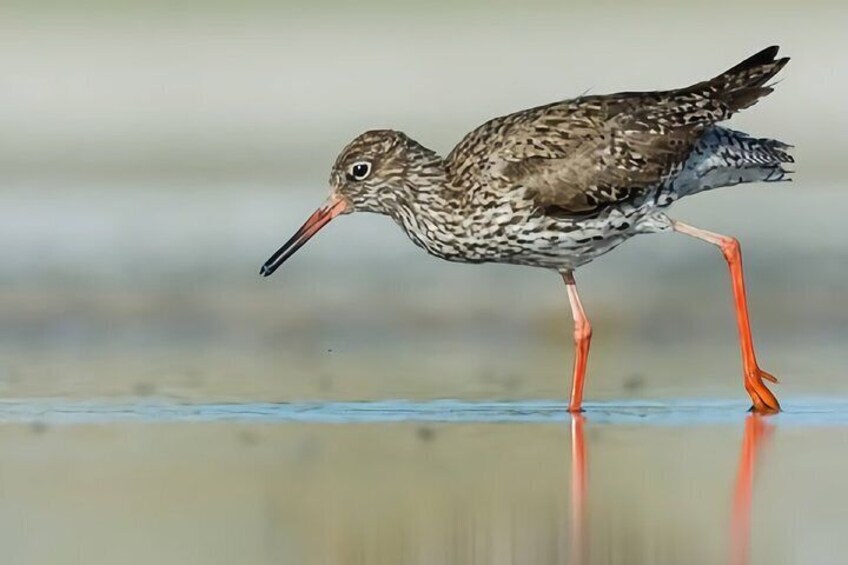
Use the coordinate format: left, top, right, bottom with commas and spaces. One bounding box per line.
1, 398, 848, 426
1, 398, 846, 565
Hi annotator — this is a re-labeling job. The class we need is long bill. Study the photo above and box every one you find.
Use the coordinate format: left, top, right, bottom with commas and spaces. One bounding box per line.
260, 195, 350, 277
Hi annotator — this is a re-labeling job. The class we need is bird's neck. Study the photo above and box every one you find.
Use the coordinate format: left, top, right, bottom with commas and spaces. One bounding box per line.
385, 153, 467, 259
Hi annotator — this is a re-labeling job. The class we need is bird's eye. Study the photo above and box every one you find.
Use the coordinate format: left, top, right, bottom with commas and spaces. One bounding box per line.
349, 161, 371, 181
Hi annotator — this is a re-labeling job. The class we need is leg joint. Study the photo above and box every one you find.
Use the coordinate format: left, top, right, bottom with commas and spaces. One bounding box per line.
719, 236, 741, 261
573, 318, 593, 342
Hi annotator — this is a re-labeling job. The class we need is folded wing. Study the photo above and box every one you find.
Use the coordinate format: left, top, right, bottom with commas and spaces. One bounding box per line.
446, 46, 789, 216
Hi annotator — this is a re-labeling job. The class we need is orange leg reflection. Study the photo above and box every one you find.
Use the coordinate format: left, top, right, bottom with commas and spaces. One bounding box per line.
569, 414, 587, 565
731, 414, 774, 565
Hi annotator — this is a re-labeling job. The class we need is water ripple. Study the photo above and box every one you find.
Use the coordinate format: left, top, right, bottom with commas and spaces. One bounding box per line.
0, 398, 846, 425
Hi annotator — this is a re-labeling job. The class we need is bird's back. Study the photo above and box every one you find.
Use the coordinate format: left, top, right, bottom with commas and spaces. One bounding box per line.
445, 46, 790, 218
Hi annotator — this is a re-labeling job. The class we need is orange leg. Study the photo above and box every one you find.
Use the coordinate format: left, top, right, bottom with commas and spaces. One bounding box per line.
731, 414, 773, 565
569, 413, 588, 565
562, 272, 593, 412
672, 221, 780, 413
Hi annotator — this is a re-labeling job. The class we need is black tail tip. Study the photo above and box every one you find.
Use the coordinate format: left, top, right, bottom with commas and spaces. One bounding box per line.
759, 45, 780, 61
727, 45, 786, 74
259, 264, 271, 277
748, 45, 780, 66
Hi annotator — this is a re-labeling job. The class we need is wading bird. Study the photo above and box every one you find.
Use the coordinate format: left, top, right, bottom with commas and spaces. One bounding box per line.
261, 46, 792, 413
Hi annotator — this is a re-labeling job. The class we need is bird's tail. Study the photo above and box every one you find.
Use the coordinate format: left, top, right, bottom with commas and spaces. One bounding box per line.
697, 46, 790, 115
669, 126, 794, 199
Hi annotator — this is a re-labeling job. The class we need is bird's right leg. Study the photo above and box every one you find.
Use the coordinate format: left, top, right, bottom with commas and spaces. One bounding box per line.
562, 271, 593, 412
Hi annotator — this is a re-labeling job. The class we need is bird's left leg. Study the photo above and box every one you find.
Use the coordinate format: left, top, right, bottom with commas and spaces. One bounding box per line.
562, 271, 593, 412
672, 221, 780, 413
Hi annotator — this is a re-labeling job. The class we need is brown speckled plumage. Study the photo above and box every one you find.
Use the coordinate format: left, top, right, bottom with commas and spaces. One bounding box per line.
262, 46, 792, 414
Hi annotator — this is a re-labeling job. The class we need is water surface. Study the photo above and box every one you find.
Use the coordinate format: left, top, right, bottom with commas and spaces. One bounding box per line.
1, 398, 846, 564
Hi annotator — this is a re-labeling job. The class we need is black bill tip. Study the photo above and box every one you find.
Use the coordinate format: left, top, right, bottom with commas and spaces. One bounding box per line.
258, 196, 349, 280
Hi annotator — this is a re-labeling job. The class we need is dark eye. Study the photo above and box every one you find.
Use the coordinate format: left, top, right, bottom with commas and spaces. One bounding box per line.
349, 161, 371, 181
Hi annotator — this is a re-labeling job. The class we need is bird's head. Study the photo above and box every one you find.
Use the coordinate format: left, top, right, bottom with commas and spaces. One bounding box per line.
260, 129, 443, 277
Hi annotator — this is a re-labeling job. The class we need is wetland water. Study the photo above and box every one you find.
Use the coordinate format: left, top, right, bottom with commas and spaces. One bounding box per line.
1, 399, 846, 564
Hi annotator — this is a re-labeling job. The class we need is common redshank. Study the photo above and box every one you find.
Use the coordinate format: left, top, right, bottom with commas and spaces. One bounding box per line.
261, 46, 792, 413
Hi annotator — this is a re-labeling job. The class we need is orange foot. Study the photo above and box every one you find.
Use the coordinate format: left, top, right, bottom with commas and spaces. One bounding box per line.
745, 366, 780, 413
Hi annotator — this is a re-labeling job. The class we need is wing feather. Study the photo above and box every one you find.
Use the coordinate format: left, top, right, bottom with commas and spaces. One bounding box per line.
445, 47, 789, 216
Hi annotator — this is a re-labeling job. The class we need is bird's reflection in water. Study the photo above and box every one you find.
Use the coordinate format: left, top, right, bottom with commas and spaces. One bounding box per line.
570, 414, 588, 565
568, 412, 774, 565
730, 414, 774, 565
